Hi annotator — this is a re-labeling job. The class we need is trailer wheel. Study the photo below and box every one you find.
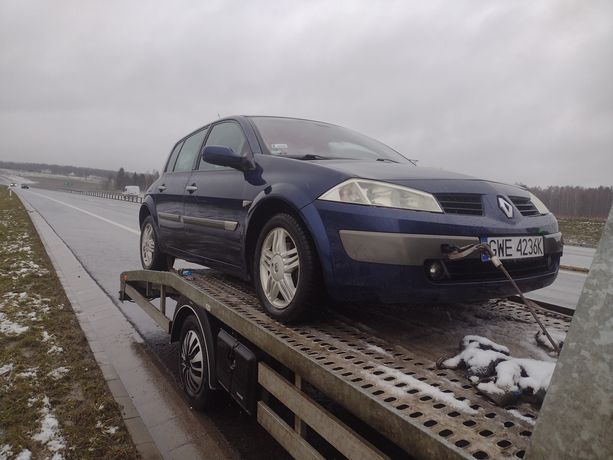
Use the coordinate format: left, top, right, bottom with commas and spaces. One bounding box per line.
179, 315, 211, 410
254, 213, 322, 322
140, 216, 174, 270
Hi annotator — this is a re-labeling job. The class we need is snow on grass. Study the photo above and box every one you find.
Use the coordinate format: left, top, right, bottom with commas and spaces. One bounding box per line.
16, 368, 38, 379
47, 346, 63, 355
14, 449, 32, 460
1, 444, 12, 459
42, 331, 53, 342
0, 363, 14, 377
32, 396, 66, 458
374, 365, 478, 415
47, 367, 69, 380
104, 426, 118, 435
0, 312, 29, 335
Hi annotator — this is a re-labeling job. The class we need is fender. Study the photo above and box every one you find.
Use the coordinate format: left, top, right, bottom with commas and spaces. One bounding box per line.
171, 300, 219, 390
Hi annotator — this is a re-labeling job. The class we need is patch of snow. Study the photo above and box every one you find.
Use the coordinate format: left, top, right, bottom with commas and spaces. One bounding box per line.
32, 396, 66, 456
0, 444, 13, 460
17, 368, 38, 379
0, 363, 14, 377
15, 450, 32, 460
374, 366, 478, 415
507, 409, 537, 426
42, 331, 53, 342
105, 426, 118, 435
0, 312, 29, 335
536, 329, 566, 352
95, 421, 103, 429
19, 292, 28, 300
47, 367, 69, 380
27, 396, 38, 407
47, 346, 63, 354
365, 343, 392, 357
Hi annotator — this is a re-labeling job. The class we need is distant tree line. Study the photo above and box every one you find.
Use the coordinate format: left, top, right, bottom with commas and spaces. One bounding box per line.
110, 167, 159, 191
0, 161, 115, 179
528, 186, 612, 219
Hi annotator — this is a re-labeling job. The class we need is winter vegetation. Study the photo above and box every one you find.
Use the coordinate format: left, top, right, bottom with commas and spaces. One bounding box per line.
0, 186, 138, 459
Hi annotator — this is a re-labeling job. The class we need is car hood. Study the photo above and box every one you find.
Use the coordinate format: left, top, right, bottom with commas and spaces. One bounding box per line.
318, 160, 478, 181
314, 160, 525, 195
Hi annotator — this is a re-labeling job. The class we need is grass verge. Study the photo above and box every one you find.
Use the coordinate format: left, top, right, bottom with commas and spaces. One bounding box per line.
0, 186, 139, 459
557, 216, 606, 248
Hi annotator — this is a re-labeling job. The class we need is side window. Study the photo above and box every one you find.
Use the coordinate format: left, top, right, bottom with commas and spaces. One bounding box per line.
174, 129, 207, 172
200, 122, 248, 171
164, 141, 184, 172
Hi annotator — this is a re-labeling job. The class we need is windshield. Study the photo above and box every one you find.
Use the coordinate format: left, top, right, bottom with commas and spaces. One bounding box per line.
249, 116, 414, 164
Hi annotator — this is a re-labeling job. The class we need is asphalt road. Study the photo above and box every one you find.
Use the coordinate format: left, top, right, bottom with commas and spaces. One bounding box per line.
15, 187, 289, 460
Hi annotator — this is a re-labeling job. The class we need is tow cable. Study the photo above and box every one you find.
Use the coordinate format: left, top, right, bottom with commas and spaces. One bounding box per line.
441, 243, 561, 355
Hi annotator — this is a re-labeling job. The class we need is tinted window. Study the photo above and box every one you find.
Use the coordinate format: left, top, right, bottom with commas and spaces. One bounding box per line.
174, 129, 207, 172
199, 122, 249, 171
164, 141, 184, 172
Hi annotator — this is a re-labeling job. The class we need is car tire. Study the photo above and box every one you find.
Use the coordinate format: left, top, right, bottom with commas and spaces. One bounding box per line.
253, 213, 322, 322
179, 314, 213, 410
140, 216, 174, 270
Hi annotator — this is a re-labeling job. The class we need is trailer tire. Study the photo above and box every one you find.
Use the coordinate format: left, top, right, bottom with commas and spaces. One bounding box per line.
140, 216, 174, 271
179, 315, 212, 410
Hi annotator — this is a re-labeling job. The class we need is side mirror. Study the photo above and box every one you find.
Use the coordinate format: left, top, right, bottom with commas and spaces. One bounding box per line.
202, 145, 252, 171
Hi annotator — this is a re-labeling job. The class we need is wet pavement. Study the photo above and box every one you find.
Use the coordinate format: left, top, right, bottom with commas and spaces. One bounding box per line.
17, 187, 289, 460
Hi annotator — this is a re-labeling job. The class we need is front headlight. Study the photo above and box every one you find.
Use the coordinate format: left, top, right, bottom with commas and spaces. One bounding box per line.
529, 192, 550, 215
319, 179, 443, 213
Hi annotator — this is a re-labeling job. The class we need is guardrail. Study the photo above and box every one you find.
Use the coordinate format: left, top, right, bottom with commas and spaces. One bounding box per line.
64, 189, 143, 203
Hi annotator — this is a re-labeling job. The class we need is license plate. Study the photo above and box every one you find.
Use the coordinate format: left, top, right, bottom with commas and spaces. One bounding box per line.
480, 236, 544, 261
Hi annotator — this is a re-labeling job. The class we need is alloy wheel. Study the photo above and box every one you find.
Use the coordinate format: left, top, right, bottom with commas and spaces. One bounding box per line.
259, 227, 300, 310
180, 329, 204, 395
141, 223, 155, 268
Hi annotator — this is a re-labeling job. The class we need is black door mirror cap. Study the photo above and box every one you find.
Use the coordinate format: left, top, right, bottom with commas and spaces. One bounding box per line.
202, 145, 254, 171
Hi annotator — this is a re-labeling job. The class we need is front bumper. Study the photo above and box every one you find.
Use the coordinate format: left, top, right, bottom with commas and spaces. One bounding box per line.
303, 200, 563, 303
339, 230, 563, 266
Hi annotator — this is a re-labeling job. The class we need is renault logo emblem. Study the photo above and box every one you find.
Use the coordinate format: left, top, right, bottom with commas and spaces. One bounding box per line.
498, 197, 514, 219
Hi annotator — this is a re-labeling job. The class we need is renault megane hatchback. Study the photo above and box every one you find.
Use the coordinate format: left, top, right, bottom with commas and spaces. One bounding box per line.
140, 116, 562, 321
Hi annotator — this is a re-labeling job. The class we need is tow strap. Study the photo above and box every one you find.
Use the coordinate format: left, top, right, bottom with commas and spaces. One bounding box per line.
442, 243, 561, 355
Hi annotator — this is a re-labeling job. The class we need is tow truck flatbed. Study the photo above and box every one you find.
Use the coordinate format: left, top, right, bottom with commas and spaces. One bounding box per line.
120, 269, 572, 460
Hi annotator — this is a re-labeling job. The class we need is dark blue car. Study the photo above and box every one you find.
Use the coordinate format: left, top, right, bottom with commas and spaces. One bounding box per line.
140, 116, 562, 321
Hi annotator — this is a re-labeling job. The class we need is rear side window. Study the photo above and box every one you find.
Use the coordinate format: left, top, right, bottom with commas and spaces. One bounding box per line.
174, 129, 207, 172
164, 141, 183, 172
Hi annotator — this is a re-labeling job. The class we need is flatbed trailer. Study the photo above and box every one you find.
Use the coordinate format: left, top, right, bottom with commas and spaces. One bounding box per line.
120, 269, 573, 460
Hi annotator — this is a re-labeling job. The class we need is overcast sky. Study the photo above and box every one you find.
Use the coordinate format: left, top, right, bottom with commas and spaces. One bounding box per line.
0, 0, 611, 186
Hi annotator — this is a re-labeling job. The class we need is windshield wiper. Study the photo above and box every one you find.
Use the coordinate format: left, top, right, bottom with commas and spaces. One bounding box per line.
376, 158, 399, 163
285, 154, 351, 161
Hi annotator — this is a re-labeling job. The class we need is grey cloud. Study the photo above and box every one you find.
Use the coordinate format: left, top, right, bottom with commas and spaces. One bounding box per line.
0, 0, 611, 186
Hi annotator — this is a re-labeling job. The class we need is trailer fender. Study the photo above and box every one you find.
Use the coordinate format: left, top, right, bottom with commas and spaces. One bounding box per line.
171, 298, 219, 390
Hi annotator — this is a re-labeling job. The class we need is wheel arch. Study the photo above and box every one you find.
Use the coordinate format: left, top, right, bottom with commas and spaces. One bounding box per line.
171, 299, 219, 390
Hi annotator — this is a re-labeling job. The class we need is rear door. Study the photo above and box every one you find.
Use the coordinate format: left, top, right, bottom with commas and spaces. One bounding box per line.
183, 121, 251, 269
156, 128, 208, 250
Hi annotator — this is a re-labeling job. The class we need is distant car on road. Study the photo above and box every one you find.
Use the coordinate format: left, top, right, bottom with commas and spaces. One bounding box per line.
9, 183, 16, 187
123, 185, 140, 196
139, 116, 562, 321
20, 184, 29, 189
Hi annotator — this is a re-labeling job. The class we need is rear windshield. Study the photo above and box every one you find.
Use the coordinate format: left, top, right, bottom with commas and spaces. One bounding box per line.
249, 116, 412, 163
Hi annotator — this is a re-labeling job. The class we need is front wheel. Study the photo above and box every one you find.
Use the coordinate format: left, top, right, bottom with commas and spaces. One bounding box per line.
140, 216, 174, 270
253, 213, 322, 322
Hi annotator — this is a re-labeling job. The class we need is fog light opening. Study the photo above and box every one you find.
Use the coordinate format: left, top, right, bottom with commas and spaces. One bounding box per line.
426, 260, 447, 281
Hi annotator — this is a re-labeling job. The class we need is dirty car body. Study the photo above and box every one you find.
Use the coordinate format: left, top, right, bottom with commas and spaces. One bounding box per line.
141, 116, 562, 308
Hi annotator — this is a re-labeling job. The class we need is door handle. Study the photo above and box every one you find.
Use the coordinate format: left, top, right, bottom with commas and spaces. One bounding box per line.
185, 184, 198, 193
158, 184, 167, 192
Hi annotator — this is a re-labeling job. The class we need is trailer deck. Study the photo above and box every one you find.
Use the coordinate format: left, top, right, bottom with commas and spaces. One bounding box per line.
121, 269, 572, 460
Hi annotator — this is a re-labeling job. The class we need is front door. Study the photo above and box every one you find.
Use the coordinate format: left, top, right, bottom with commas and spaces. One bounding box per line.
183, 121, 251, 269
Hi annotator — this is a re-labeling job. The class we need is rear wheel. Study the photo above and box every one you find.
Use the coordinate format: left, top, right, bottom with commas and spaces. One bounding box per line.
254, 213, 322, 322
179, 315, 212, 410
140, 216, 174, 270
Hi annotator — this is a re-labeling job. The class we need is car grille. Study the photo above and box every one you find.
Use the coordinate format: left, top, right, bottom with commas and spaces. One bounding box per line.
431, 257, 554, 283
434, 193, 483, 215
508, 196, 540, 216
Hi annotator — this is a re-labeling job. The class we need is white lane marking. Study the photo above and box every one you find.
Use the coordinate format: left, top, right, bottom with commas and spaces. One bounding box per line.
28, 191, 140, 235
